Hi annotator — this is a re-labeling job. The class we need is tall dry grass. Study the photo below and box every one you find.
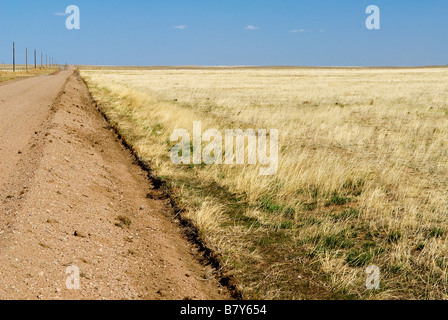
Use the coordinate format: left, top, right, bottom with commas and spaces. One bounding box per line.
80, 67, 448, 299
0, 65, 60, 82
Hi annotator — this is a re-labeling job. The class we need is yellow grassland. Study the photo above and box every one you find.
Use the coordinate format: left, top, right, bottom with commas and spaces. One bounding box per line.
80, 67, 448, 299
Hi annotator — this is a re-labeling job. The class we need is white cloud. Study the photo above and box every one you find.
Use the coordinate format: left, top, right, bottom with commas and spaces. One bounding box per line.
245, 25, 259, 31
290, 29, 305, 33
54, 12, 69, 16
173, 25, 187, 30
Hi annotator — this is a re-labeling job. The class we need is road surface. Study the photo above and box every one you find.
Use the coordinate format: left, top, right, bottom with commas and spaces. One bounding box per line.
0, 70, 228, 300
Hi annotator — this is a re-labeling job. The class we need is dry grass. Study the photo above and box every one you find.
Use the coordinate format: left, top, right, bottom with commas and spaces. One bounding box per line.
0, 65, 59, 82
80, 67, 448, 300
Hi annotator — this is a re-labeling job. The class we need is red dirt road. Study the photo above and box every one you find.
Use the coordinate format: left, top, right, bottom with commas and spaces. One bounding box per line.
0, 71, 229, 300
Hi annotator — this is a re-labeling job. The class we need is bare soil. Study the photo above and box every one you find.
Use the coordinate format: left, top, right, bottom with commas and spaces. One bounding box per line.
0, 70, 229, 300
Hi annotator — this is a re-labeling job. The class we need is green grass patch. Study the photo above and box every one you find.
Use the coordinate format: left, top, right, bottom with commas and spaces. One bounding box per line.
345, 247, 385, 267
426, 228, 445, 239
280, 221, 293, 229
260, 195, 284, 213
331, 208, 360, 221
325, 192, 350, 207
387, 230, 402, 243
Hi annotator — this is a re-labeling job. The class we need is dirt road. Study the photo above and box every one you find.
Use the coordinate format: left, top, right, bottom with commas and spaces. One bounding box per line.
0, 71, 229, 299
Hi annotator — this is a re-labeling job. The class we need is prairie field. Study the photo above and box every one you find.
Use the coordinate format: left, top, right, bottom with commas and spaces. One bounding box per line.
80, 67, 448, 299
0, 65, 60, 82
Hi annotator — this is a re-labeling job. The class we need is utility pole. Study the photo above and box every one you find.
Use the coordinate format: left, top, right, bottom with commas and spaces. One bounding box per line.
26, 48, 28, 72
13, 42, 15, 72
41, 52, 43, 69
34, 49, 36, 69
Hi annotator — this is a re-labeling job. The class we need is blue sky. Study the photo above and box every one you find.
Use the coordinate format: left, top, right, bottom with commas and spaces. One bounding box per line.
0, 0, 447, 66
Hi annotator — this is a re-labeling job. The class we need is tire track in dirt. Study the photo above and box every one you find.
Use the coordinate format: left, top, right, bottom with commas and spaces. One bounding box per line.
0, 71, 229, 300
